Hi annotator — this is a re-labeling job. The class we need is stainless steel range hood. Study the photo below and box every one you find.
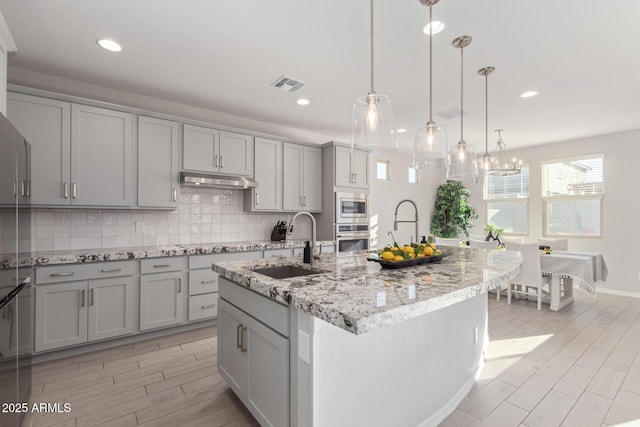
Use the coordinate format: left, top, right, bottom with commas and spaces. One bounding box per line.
180, 172, 258, 190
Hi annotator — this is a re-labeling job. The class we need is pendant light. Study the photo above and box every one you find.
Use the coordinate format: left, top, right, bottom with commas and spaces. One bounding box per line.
413, 0, 447, 170
448, 35, 477, 181
477, 66, 495, 174
352, 0, 396, 153
488, 129, 523, 175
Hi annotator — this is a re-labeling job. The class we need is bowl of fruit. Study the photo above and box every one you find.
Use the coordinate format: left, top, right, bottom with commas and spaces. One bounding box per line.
368, 237, 445, 269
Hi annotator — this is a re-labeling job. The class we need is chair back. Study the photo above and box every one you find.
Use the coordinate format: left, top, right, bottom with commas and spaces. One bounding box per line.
506, 242, 542, 286
469, 238, 499, 249
538, 237, 568, 251
501, 235, 524, 244
469, 234, 486, 241
435, 237, 460, 247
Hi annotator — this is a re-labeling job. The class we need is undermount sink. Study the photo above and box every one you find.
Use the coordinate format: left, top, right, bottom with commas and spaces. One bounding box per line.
251, 265, 325, 279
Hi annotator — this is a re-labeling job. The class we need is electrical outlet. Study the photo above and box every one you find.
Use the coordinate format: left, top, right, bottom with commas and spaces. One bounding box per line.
135, 221, 144, 233
298, 330, 310, 364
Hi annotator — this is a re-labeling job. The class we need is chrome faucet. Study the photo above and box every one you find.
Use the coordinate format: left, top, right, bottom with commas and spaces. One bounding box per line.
288, 211, 318, 266
393, 199, 419, 244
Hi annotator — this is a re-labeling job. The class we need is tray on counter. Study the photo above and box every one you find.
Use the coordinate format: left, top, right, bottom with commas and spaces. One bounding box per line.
367, 252, 446, 269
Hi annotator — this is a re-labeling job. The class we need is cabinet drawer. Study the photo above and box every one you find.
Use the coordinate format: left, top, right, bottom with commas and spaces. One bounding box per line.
189, 270, 219, 295
36, 261, 133, 284
189, 293, 218, 321
188, 251, 262, 269
140, 257, 184, 274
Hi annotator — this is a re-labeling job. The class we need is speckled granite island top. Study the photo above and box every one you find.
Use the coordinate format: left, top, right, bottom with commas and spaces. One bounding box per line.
0, 240, 335, 268
213, 247, 522, 335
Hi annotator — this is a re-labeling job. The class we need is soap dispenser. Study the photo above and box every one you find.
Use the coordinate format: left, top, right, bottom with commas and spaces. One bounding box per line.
303, 241, 311, 264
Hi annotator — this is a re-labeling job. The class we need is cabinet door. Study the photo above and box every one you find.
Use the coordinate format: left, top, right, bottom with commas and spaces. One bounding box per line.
302, 146, 322, 211
246, 315, 290, 427
138, 116, 179, 208
282, 143, 302, 211
253, 137, 282, 211
35, 282, 88, 352
352, 149, 369, 188
219, 131, 253, 176
218, 298, 248, 398
71, 104, 132, 206
88, 277, 133, 341
183, 124, 219, 172
139, 272, 184, 331
334, 145, 353, 187
7, 92, 71, 205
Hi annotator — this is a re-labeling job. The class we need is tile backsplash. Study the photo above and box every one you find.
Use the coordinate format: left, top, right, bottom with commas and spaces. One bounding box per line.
3, 187, 314, 252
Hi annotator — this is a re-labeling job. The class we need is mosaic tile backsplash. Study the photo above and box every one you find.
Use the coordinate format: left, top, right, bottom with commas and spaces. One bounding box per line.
1, 186, 313, 252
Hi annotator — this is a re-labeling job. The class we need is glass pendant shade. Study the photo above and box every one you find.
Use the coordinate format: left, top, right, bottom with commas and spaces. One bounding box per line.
413, 121, 447, 169
448, 142, 477, 180
352, 91, 397, 152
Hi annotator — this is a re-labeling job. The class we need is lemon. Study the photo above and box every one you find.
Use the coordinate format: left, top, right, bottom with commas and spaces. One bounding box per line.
393, 255, 404, 261
430, 243, 437, 250
391, 246, 399, 251
403, 246, 414, 253
381, 251, 394, 261
423, 246, 434, 256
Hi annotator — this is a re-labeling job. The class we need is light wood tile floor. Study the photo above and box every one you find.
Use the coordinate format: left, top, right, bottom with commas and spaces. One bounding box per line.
22, 327, 259, 427
23, 290, 640, 427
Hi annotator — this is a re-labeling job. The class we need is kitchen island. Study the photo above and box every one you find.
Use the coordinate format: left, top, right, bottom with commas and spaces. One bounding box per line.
213, 247, 521, 427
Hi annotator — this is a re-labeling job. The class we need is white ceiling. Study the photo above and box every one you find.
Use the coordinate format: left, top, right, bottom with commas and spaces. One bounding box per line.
1, 0, 639, 152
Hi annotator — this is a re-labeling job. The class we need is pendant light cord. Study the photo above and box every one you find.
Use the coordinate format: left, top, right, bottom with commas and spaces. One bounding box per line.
370, 0, 375, 93
428, 2, 433, 122
460, 44, 464, 143
485, 71, 488, 155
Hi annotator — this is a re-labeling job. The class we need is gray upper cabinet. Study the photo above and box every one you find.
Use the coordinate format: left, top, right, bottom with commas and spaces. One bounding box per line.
138, 116, 179, 209
183, 124, 253, 176
335, 145, 369, 189
251, 137, 282, 211
283, 143, 321, 212
71, 104, 133, 206
7, 93, 133, 207
7, 92, 71, 205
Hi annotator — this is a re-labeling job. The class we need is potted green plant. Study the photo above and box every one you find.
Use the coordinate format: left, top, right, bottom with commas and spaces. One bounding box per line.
430, 180, 478, 238
484, 224, 503, 244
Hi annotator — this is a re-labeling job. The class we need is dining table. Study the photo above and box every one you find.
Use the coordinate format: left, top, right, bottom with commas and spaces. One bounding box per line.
539, 251, 608, 311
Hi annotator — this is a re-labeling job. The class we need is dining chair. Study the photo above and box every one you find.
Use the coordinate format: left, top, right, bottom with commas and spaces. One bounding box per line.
469, 234, 486, 242
501, 235, 524, 244
468, 239, 499, 249
435, 237, 460, 247
538, 237, 568, 251
506, 242, 552, 310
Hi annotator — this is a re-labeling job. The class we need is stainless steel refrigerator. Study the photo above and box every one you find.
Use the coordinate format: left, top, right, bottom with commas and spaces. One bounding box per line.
0, 112, 32, 427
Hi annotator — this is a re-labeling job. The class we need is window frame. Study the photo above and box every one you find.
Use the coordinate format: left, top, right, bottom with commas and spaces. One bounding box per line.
483, 164, 530, 236
408, 166, 419, 184
376, 160, 389, 181
541, 154, 604, 238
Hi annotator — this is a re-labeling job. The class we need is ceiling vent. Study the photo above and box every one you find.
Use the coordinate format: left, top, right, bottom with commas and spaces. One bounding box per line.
435, 107, 465, 120
271, 76, 306, 93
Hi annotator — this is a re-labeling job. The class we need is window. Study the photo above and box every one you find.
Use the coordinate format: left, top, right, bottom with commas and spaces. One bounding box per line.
376, 161, 389, 180
408, 167, 418, 184
542, 154, 604, 237
483, 166, 529, 234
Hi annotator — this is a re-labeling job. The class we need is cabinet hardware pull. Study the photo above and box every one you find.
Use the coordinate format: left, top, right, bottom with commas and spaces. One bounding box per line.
51, 272, 74, 277
21, 180, 26, 197
303, 195, 307, 206
256, 192, 259, 205
241, 326, 248, 352
64, 182, 69, 198
220, 155, 224, 168
153, 264, 170, 268
172, 188, 177, 202
13, 180, 16, 197
90, 288, 94, 306
200, 279, 217, 284
178, 278, 182, 293
200, 304, 215, 309
236, 324, 243, 348
215, 154, 219, 168
26, 181, 31, 198
72, 183, 77, 198
80, 289, 85, 307
100, 268, 122, 273
353, 173, 358, 183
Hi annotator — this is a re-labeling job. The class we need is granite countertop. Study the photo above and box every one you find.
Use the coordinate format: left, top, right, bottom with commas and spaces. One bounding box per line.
212, 247, 522, 335
1, 240, 335, 269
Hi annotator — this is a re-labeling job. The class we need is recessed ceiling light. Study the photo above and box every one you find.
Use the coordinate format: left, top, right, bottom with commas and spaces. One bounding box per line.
296, 98, 310, 106
396, 128, 407, 133
422, 21, 445, 35
520, 90, 539, 98
97, 39, 122, 52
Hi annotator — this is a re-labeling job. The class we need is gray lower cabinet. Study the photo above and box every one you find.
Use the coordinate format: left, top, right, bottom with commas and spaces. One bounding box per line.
218, 296, 289, 427
34, 276, 134, 352
137, 115, 179, 208
139, 258, 186, 331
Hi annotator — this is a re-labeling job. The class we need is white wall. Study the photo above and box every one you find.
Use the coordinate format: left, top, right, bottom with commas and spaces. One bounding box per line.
467, 129, 640, 295
368, 150, 445, 249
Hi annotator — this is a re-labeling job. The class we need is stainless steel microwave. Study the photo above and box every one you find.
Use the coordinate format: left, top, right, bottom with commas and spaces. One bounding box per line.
335, 192, 368, 224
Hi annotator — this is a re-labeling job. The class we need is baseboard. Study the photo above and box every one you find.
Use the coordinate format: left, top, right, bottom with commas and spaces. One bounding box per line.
596, 288, 640, 299
417, 356, 485, 427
